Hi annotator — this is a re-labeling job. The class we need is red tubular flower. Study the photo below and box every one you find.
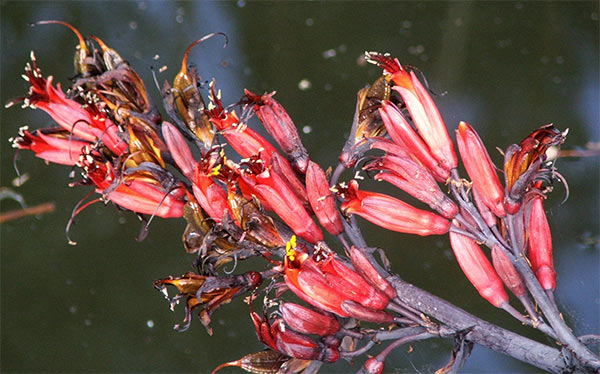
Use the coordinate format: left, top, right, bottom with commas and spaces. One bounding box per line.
369, 53, 457, 171
379, 101, 449, 182
192, 159, 231, 222
206, 85, 277, 164
270, 152, 310, 209
491, 245, 526, 297
449, 223, 508, 307
306, 161, 344, 235
456, 121, 506, 217
279, 302, 341, 337
341, 180, 450, 236
240, 167, 323, 243
8, 56, 126, 155
527, 196, 556, 291
87, 166, 185, 218
11, 126, 90, 166
284, 249, 389, 317
365, 144, 457, 219
162, 121, 196, 180
245, 89, 310, 173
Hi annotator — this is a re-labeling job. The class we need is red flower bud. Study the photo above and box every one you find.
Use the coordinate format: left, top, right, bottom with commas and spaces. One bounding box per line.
349, 246, 396, 299
245, 90, 310, 173
379, 101, 449, 182
306, 161, 344, 235
527, 196, 556, 291
491, 245, 526, 297
456, 121, 506, 218
363, 357, 385, 374
280, 302, 341, 336
341, 300, 395, 324
449, 223, 508, 307
391, 72, 457, 172
341, 180, 450, 236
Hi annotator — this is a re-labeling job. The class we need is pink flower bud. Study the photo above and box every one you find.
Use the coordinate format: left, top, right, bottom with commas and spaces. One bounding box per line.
456, 121, 506, 218
527, 196, 556, 291
306, 161, 344, 235
341, 180, 450, 236
363, 357, 385, 374
162, 121, 196, 179
449, 223, 508, 307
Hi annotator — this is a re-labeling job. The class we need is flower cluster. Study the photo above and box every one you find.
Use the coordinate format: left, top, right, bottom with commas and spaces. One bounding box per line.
10, 22, 592, 374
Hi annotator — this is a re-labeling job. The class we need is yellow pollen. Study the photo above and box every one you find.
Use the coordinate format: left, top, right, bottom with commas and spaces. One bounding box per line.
285, 235, 297, 261
210, 164, 222, 176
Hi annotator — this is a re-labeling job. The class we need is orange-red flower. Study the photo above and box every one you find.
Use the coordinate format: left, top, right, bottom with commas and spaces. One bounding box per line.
284, 242, 389, 317
11, 126, 89, 166
8, 56, 126, 155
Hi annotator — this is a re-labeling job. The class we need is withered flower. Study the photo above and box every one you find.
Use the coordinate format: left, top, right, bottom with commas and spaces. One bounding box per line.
154, 271, 262, 335
503, 124, 566, 213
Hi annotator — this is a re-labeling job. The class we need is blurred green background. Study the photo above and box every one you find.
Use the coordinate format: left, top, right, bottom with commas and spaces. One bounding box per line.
1, 1, 598, 373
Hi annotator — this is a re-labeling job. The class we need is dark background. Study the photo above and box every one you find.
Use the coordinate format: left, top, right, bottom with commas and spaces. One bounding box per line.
1, 2, 598, 373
